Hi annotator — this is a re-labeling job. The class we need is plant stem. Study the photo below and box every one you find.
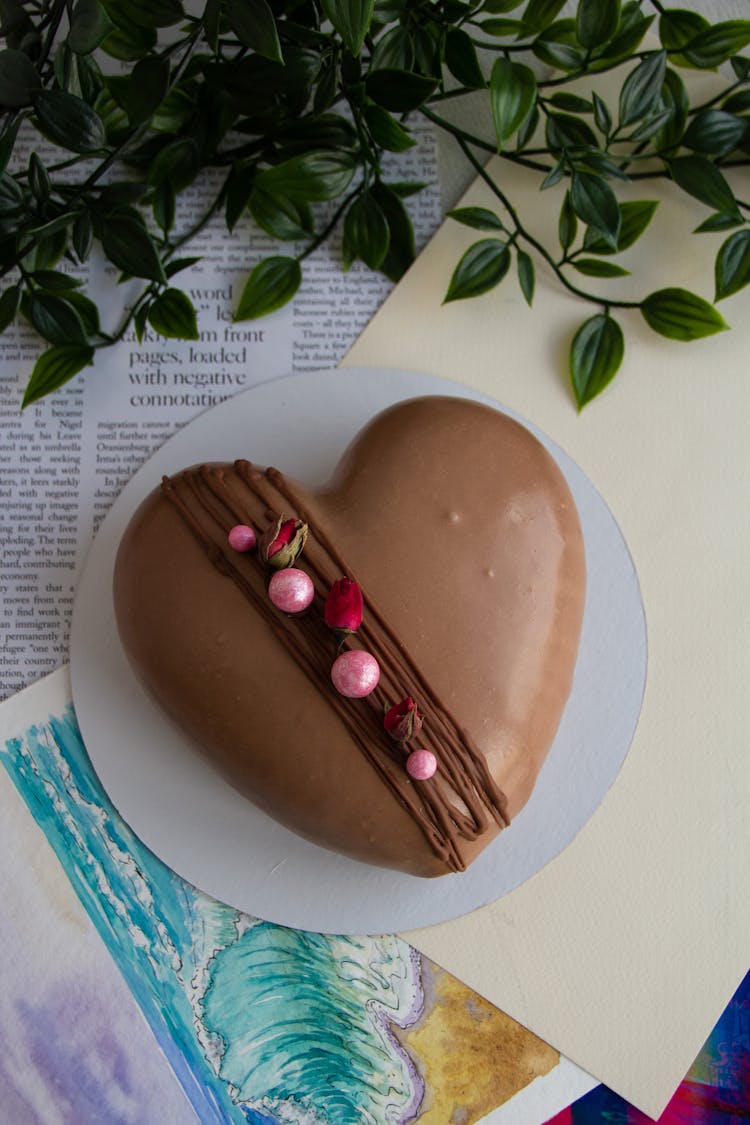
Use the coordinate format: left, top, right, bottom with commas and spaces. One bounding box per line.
298, 190, 359, 262
98, 174, 232, 349
420, 105, 554, 175
449, 132, 642, 310
1, 29, 204, 281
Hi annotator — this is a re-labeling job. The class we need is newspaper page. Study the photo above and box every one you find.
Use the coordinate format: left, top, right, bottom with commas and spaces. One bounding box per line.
0, 124, 442, 700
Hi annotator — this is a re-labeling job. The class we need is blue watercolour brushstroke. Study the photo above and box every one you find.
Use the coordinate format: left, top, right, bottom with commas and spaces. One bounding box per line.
1, 706, 425, 1125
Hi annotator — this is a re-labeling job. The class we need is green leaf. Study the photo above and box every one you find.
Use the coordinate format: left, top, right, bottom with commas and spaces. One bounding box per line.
592, 91, 612, 135
618, 50, 666, 127
669, 155, 739, 217
364, 105, 416, 152
69, 0, 114, 54
682, 20, 750, 68
516, 247, 535, 305
591, 12, 654, 65
572, 258, 630, 277
558, 190, 577, 252
533, 21, 587, 71
658, 8, 709, 68
250, 189, 312, 241
133, 303, 148, 342
626, 107, 675, 143
100, 11, 157, 60
0, 48, 39, 107
517, 104, 540, 149
255, 151, 356, 202
124, 54, 169, 125
343, 190, 390, 270
27, 292, 88, 345
577, 0, 620, 49
490, 59, 537, 151
31, 269, 82, 291
640, 288, 729, 341
0, 170, 24, 213
101, 214, 167, 282
28, 152, 50, 203
445, 29, 485, 89
545, 112, 597, 151
444, 239, 511, 303
164, 256, 201, 278
235, 256, 301, 320
152, 180, 175, 232
446, 207, 505, 232
722, 89, 750, 114
570, 171, 620, 250
147, 137, 200, 192
22, 344, 94, 408
714, 230, 750, 301
583, 198, 658, 254
33, 90, 105, 153
483, 0, 524, 10
683, 110, 747, 157
23, 226, 69, 272
541, 158, 565, 189
224, 166, 255, 232
369, 180, 415, 281
385, 181, 426, 199
654, 66, 688, 151
320, 0, 374, 56
572, 150, 630, 181
0, 283, 21, 331
694, 212, 745, 234
62, 289, 100, 335
480, 18, 526, 37
365, 68, 437, 112
227, 0, 282, 63
73, 210, 93, 259
570, 314, 624, 409
370, 26, 414, 71
730, 56, 750, 81
147, 288, 199, 339
521, 0, 567, 35
0, 116, 21, 173
548, 92, 593, 114
103, 0, 184, 29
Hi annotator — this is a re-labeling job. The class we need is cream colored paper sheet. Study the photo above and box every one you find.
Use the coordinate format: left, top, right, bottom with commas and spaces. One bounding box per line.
344, 156, 750, 1117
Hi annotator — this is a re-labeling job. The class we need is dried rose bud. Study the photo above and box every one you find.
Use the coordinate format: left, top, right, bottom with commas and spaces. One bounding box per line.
260, 516, 308, 569
324, 578, 364, 633
384, 697, 423, 743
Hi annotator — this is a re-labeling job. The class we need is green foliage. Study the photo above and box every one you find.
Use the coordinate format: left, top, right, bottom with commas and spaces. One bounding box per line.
0, 0, 745, 411
570, 314, 624, 410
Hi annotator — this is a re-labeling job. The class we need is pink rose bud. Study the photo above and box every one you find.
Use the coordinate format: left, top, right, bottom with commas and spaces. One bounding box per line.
260, 515, 308, 569
324, 578, 364, 633
384, 697, 423, 743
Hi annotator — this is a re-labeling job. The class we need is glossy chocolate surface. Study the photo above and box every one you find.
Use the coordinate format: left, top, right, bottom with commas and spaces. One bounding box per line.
114, 397, 586, 877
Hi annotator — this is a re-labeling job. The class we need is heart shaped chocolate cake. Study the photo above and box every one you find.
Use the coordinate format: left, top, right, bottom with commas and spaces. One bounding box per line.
114, 396, 585, 878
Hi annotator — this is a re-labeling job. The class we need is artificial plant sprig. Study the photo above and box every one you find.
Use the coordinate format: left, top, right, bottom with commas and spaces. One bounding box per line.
0, 0, 747, 410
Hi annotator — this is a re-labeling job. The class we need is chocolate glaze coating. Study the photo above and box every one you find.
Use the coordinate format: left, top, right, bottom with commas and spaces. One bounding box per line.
113, 397, 586, 877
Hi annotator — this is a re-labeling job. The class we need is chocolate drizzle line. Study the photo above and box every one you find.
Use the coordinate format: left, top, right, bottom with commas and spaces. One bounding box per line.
162, 463, 509, 873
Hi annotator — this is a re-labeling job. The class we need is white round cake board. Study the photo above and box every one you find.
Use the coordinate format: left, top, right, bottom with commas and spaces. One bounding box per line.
71, 367, 647, 935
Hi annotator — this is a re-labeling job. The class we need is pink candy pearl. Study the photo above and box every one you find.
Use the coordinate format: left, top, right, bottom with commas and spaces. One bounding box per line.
406, 749, 437, 781
331, 650, 380, 698
268, 567, 314, 614
228, 524, 257, 552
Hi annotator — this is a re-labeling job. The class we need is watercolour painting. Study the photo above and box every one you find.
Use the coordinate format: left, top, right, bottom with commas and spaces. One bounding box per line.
0, 668, 584, 1125
2, 668, 747, 1125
